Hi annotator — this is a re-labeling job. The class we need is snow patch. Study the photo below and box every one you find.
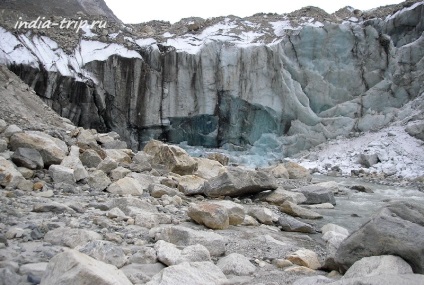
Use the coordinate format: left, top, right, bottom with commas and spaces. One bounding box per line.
77, 40, 142, 65
385, 2, 423, 21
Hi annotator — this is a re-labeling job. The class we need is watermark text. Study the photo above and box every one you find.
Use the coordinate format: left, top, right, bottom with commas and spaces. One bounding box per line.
14, 17, 107, 33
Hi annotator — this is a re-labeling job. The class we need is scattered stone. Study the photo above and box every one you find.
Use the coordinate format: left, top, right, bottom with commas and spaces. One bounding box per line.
350, 185, 374, 193
188, 202, 230, 230
246, 206, 275, 225
155, 240, 211, 266
49, 165, 76, 184
44, 228, 102, 248
194, 157, 225, 180
263, 188, 307, 205
146, 261, 227, 285
88, 170, 111, 191
135, 212, 160, 229
107, 177, 144, 196
10, 131, 67, 166
176, 174, 206, 195
145, 141, 198, 175
343, 255, 413, 279
206, 152, 229, 166
97, 157, 119, 174
210, 200, 245, 225
11, 147, 44, 169
110, 166, 131, 181
358, 153, 379, 168
150, 225, 227, 256
33, 202, 75, 214
292, 185, 336, 205
204, 167, 277, 198
284, 162, 311, 180
278, 214, 316, 233
0, 156, 24, 187
40, 249, 132, 285
280, 201, 323, 219
287, 249, 321, 270
335, 201, 424, 274
80, 149, 103, 168
79, 240, 127, 268
149, 183, 179, 198
217, 253, 256, 276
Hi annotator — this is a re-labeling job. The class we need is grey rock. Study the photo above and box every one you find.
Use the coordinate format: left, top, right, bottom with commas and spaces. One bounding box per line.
204, 167, 277, 198
155, 240, 211, 266
328, 274, 424, 285
284, 162, 311, 180
107, 177, 143, 196
9, 131, 67, 166
292, 185, 336, 205
188, 202, 230, 230
11, 148, 44, 170
2, 124, 22, 139
358, 153, 379, 168
280, 201, 323, 219
293, 276, 333, 285
322, 224, 349, 236
97, 157, 118, 174
0, 139, 7, 153
406, 121, 424, 141
146, 261, 227, 285
150, 225, 227, 256
343, 255, 413, 279
80, 149, 102, 168
335, 201, 424, 274
246, 206, 275, 225
110, 166, 131, 181
176, 175, 207, 195
210, 200, 245, 225
217, 253, 256, 276
0, 119, 7, 133
109, 197, 158, 216
49, 165, 75, 184
149, 183, 179, 198
33, 202, 75, 214
19, 262, 48, 282
0, 267, 23, 285
87, 170, 111, 191
262, 188, 307, 205
79, 240, 127, 268
40, 249, 132, 285
0, 156, 24, 187
60, 146, 88, 181
44, 228, 102, 248
278, 214, 316, 233
121, 263, 165, 284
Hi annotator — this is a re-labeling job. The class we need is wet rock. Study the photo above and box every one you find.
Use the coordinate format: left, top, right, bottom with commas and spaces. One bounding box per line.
287, 249, 321, 270
79, 240, 127, 268
40, 249, 132, 285
11, 148, 44, 170
0, 156, 24, 187
217, 253, 256, 276
44, 228, 102, 248
284, 162, 311, 180
350, 185, 374, 193
204, 167, 277, 198
292, 185, 336, 205
335, 201, 424, 274
80, 149, 102, 168
146, 261, 227, 285
155, 240, 211, 266
88, 170, 111, 191
49, 165, 75, 184
107, 177, 144, 196
188, 202, 230, 230
277, 214, 316, 233
145, 141, 198, 175
9, 131, 67, 166
150, 225, 227, 256
280, 201, 323, 219
343, 255, 413, 279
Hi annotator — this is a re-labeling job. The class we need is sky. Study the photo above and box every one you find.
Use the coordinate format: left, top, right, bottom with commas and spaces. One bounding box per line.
104, 0, 405, 24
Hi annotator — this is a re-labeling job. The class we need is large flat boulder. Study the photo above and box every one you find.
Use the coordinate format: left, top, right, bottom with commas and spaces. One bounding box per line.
204, 167, 277, 198
292, 185, 336, 205
335, 201, 424, 274
40, 249, 132, 285
10, 131, 67, 166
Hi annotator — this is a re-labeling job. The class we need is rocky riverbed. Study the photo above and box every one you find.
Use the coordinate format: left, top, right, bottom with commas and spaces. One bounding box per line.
1, 65, 424, 285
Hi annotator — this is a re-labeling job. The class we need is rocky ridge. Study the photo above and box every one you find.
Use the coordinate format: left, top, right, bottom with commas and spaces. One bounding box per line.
1, 65, 424, 284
